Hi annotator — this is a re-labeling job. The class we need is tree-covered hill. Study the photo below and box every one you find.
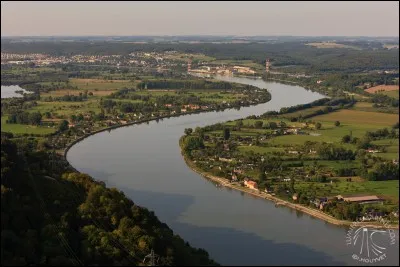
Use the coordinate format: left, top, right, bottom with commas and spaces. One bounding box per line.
1, 134, 218, 266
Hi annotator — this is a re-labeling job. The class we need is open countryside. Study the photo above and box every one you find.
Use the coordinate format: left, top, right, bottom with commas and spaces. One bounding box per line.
1, 1, 399, 266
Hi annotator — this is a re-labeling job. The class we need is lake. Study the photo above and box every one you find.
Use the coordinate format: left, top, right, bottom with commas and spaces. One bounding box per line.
1, 85, 30, 98
67, 75, 399, 266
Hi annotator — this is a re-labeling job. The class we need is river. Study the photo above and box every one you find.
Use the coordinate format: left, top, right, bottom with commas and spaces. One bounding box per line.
67, 75, 399, 266
1, 85, 30, 98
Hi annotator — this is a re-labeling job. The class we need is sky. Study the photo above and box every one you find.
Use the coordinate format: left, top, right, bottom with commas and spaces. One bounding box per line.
1, 1, 399, 37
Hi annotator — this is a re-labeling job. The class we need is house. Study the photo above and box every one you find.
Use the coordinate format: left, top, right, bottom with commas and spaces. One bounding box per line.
181, 108, 187, 113
367, 149, 380, 153
244, 180, 258, 190
223, 143, 230, 151
336, 195, 383, 205
231, 174, 238, 181
283, 178, 291, 182
316, 80, 323, 84
292, 193, 298, 201
164, 104, 173, 108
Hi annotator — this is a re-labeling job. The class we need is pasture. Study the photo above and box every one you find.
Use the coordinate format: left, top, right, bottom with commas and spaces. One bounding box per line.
312, 109, 398, 126
1, 116, 56, 135
69, 78, 136, 90
364, 85, 399, 94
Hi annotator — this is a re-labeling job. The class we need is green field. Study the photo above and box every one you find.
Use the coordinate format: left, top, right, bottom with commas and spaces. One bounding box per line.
1, 116, 56, 135
69, 78, 137, 90
295, 180, 399, 202
29, 100, 102, 117
312, 109, 399, 126
380, 90, 399, 99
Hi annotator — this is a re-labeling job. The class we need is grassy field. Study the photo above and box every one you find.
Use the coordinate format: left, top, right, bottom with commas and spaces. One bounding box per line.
163, 53, 215, 62
365, 85, 399, 94
29, 100, 102, 117
312, 109, 398, 126
295, 180, 399, 202
380, 90, 399, 99
1, 116, 56, 135
306, 42, 361, 50
69, 78, 137, 90
41, 89, 116, 97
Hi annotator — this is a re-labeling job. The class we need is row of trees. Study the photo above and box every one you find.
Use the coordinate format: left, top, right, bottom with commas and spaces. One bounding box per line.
7, 111, 42, 125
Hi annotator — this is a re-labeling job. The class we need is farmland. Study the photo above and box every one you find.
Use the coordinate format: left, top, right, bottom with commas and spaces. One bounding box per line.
312, 109, 399, 126
1, 116, 56, 135
306, 42, 361, 50
364, 85, 399, 94
182, 98, 399, 222
69, 78, 137, 90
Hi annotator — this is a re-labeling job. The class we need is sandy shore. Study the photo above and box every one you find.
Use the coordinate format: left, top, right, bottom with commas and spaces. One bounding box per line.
182, 154, 399, 230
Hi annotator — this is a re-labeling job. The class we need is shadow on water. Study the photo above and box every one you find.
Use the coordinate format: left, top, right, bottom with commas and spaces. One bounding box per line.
119, 187, 346, 266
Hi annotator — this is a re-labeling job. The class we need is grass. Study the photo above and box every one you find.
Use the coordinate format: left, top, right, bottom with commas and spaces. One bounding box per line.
295, 180, 399, 202
312, 109, 399, 126
365, 85, 399, 94
306, 42, 361, 50
1, 116, 56, 135
238, 146, 284, 154
41, 89, 116, 97
69, 78, 136, 90
380, 90, 399, 99
30, 100, 102, 117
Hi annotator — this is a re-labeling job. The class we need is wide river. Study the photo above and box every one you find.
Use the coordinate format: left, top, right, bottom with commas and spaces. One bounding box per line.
1, 85, 30, 98
67, 76, 399, 266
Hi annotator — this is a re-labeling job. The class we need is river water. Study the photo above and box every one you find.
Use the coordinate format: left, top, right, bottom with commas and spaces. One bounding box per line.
67, 76, 399, 266
1, 85, 30, 98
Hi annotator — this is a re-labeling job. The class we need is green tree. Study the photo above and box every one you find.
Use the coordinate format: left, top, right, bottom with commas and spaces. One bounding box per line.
254, 121, 263, 129
315, 122, 322, 130
223, 128, 230, 140
58, 120, 69, 132
184, 128, 193, 136
334, 121, 340, 127
236, 120, 244, 130
342, 135, 351, 143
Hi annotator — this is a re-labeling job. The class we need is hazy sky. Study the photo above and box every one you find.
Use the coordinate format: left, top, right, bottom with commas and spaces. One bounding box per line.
1, 1, 399, 36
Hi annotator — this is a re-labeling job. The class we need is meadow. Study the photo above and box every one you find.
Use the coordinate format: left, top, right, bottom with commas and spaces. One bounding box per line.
1, 116, 56, 135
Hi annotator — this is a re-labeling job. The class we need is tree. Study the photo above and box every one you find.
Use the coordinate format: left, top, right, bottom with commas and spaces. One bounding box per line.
268, 122, 278, 129
342, 135, 351, 143
334, 121, 340, 127
58, 120, 69, 132
315, 122, 322, 130
236, 120, 244, 130
289, 178, 295, 193
184, 128, 193, 136
259, 171, 266, 182
254, 121, 263, 129
223, 128, 230, 140
29, 112, 42, 125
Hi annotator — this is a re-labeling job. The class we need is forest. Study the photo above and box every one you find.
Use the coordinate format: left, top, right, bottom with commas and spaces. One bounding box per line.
2, 41, 398, 73
1, 135, 218, 266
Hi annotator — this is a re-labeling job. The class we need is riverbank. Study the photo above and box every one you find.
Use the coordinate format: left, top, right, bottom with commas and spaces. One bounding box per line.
180, 143, 398, 230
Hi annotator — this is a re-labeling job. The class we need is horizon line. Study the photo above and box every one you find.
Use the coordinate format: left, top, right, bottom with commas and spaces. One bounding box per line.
1, 34, 399, 38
